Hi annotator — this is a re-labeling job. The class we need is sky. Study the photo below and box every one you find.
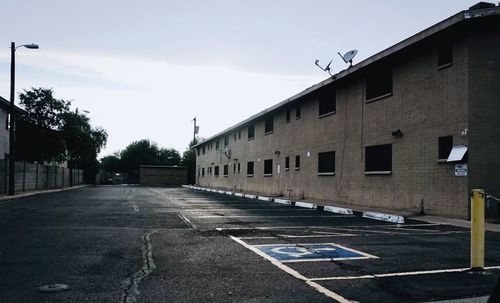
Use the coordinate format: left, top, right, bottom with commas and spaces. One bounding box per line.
0, 0, 481, 158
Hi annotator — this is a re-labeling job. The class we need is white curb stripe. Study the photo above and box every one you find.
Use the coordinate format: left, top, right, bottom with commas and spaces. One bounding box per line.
244, 194, 257, 199
362, 211, 404, 224
324, 205, 353, 215
225, 191, 234, 195
234, 193, 244, 197
257, 196, 273, 202
295, 201, 317, 209
274, 198, 292, 205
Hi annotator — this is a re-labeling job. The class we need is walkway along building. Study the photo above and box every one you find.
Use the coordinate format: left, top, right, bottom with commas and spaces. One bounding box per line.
194, 3, 500, 219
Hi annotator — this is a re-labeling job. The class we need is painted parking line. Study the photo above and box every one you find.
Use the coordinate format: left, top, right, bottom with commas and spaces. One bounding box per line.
308, 266, 500, 281
253, 243, 378, 263
215, 223, 442, 231
195, 215, 353, 219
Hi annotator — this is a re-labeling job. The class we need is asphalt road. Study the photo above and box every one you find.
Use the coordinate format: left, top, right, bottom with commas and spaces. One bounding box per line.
0, 186, 499, 303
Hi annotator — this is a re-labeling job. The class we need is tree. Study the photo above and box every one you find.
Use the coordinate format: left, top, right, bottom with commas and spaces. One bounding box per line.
181, 137, 201, 184
19, 88, 71, 130
100, 154, 121, 173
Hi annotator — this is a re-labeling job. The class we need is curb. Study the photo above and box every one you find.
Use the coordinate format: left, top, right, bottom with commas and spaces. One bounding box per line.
183, 185, 405, 224
0, 184, 91, 203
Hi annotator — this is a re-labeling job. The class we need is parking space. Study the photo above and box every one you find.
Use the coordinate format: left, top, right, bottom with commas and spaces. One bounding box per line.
182, 188, 500, 303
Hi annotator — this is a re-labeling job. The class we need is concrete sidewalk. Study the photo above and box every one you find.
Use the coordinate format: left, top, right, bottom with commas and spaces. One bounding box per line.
0, 184, 90, 203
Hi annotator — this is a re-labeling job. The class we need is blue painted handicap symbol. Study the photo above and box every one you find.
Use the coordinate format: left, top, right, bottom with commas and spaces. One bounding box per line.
255, 243, 376, 262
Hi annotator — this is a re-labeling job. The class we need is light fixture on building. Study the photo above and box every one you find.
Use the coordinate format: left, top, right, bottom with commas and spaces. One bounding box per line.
391, 129, 403, 138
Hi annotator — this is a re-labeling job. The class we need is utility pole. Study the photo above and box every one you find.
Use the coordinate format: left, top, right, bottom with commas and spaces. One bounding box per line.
9, 42, 16, 195
192, 117, 199, 143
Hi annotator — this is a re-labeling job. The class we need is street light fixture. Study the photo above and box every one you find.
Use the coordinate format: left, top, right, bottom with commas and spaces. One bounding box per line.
9, 42, 39, 195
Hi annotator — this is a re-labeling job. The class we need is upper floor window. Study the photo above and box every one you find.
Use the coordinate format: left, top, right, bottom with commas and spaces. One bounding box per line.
366, 68, 392, 101
318, 151, 335, 175
319, 87, 336, 117
296, 105, 302, 119
295, 155, 301, 170
224, 136, 229, 147
215, 140, 220, 150
202, 145, 205, 155
365, 144, 392, 174
438, 44, 453, 68
248, 125, 255, 140
264, 116, 274, 134
238, 130, 241, 139
197, 148, 200, 156
286, 109, 291, 123
264, 159, 273, 176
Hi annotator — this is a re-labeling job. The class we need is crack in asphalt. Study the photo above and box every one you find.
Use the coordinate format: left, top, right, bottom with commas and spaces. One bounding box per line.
121, 230, 157, 303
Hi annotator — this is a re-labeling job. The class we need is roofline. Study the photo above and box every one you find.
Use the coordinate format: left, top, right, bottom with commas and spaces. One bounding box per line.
193, 4, 500, 148
0, 96, 29, 115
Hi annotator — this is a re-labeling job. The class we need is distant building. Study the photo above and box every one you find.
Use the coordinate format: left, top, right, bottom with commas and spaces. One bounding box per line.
194, 3, 500, 219
0, 96, 27, 160
139, 165, 187, 186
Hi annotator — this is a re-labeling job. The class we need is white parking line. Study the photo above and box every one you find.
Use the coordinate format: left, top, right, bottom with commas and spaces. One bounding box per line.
309, 266, 500, 281
230, 236, 352, 303
195, 215, 352, 219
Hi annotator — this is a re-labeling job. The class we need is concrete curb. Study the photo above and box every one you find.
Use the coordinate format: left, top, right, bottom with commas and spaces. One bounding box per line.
183, 185, 406, 224
0, 184, 91, 203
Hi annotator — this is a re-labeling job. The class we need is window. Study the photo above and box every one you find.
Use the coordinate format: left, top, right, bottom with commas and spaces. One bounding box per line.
202, 167, 205, 176
365, 144, 392, 174
202, 145, 205, 155
233, 163, 236, 173
438, 136, 453, 161
247, 161, 254, 176
264, 159, 273, 176
223, 165, 229, 176
237, 163, 240, 173
319, 87, 336, 117
215, 140, 220, 150
295, 155, 301, 170
197, 148, 200, 156
296, 105, 302, 119
234, 132, 237, 141
264, 116, 274, 134
224, 136, 229, 147
248, 125, 255, 140
286, 109, 291, 123
366, 68, 392, 101
285, 156, 290, 171
438, 44, 452, 68
209, 167, 212, 175
318, 151, 335, 175
238, 130, 241, 139
214, 166, 220, 176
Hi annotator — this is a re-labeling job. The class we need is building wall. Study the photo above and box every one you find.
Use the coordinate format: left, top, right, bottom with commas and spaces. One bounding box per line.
467, 17, 500, 216
0, 108, 8, 160
195, 26, 497, 219
139, 166, 187, 186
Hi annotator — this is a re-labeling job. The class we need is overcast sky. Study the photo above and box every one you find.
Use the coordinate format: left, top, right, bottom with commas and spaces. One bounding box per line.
0, 0, 480, 157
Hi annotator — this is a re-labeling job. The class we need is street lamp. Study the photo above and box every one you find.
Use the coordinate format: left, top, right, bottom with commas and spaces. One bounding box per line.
9, 42, 39, 195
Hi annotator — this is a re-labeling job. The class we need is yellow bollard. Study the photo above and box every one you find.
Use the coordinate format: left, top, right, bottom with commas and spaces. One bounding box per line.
470, 189, 485, 270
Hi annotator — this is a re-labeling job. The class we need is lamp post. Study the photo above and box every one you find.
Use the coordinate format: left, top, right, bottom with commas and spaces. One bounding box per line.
9, 42, 39, 195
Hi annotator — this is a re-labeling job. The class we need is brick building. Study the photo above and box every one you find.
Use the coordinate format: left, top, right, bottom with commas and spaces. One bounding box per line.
194, 3, 500, 219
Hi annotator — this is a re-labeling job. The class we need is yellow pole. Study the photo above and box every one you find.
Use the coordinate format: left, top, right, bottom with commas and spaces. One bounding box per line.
470, 189, 485, 270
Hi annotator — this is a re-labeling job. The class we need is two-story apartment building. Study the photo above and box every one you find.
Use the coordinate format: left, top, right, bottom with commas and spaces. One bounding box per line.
194, 3, 500, 219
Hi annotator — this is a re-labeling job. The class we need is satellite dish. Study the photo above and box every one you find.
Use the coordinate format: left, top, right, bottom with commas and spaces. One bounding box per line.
338, 49, 358, 67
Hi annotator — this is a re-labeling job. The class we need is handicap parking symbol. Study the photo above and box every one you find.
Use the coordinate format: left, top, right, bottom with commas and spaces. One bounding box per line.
254, 243, 377, 262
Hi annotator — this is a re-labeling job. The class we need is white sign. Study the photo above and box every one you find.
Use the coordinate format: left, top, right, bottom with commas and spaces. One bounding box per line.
455, 164, 467, 176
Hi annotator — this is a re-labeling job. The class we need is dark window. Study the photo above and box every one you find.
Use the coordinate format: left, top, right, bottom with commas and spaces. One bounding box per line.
234, 132, 237, 141
5, 115, 9, 130
238, 130, 241, 139
295, 155, 301, 170
209, 167, 212, 175
248, 125, 255, 140
202, 167, 205, 176
318, 151, 335, 174
224, 136, 229, 147
233, 163, 236, 173
285, 156, 290, 170
438, 44, 452, 67
237, 163, 240, 173
264, 116, 274, 134
365, 144, 392, 173
247, 161, 254, 176
214, 166, 219, 176
223, 165, 228, 176
296, 105, 302, 119
366, 68, 392, 101
264, 159, 273, 175
319, 88, 336, 116
202, 145, 205, 155
197, 148, 200, 156
286, 109, 291, 122
215, 140, 220, 150
438, 136, 453, 160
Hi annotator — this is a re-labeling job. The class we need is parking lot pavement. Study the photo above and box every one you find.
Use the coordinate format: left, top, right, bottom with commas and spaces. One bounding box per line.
179, 188, 500, 303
